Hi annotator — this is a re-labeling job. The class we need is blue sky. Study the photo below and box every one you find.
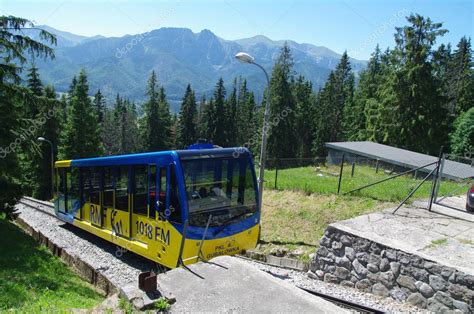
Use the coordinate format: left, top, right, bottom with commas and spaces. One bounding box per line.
2, 0, 472, 59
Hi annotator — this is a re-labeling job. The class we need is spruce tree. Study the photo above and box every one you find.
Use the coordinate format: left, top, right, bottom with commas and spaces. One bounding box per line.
140, 71, 161, 151
293, 75, 315, 158
59, 70, 102, 159
93, 89, 106, 125
212, 78, 227, 146
447, 37, 473, 116
176, 84, 198, 148
226, 79, 238, 146
378, 14, 449, 154
0, 16, 55, 216
267, 43, 297, 159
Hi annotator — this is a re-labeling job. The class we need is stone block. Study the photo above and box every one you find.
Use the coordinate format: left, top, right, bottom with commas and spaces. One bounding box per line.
390, 288, 408, 301
352, 259, 368, 277
324, 273, 339, 284
434, 291, 454, 308
397, 275, 417, 292
407, 292, 427, 308
344, 247, 355, 261
335, 266, 350, 280
340, 235, 353, 246
429, 275, 448, 291
367, 263, 379, 273
390, 261, 401, 277
355, 279, 371, 292
372, 283, 389, 297
416, 281, 434, 298
379, 258, 390, 272
335, 256, 351, 270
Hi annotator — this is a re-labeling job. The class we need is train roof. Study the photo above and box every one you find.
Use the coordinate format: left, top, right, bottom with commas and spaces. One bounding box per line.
56, 147, 251, 167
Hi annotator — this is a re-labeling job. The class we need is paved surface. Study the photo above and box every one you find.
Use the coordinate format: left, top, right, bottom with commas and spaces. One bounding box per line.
158, 256, 346, 313
332, 198, 474, 276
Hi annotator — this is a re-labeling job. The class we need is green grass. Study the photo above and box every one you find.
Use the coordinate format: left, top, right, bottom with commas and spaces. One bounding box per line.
0, 214, 104, 311
264, 164, 466, 202
258, 189, 394, 260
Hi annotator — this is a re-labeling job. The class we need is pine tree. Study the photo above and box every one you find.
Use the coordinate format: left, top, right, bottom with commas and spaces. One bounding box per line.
351, 46, 383, 141
447, 37, 474, 116
378, 14, 449, 154
158, 86, 173, 150
93, 89, 106, 125
212, 78, 227, 146
226, 79, 238, 146
293, 75, 315, 158
0, 16, 56, 216
176, 84, 198, 148
267, 43, 297, 159
33, 85, 61, 200
59, 70, 102, 159
140, 71, 161, 151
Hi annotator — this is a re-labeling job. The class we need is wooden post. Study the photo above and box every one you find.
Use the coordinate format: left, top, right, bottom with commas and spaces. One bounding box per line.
337, 154, 345, 194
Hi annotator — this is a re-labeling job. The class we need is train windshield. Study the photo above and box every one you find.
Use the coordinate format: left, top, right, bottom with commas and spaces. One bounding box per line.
181, 156, 257, 227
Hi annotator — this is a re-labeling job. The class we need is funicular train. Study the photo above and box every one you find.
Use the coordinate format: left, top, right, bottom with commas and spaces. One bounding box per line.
54, 144, 260, 268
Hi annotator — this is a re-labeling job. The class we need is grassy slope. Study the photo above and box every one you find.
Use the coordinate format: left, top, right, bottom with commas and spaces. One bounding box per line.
264, 164, 465, 202
0, 215, 104, 311
259, 190, 393, 260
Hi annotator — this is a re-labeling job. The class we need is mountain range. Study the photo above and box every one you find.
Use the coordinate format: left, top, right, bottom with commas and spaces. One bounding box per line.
27, 25, 367, 111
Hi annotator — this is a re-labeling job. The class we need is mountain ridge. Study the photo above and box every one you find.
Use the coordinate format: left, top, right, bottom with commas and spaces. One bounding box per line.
26, 25, 367, 111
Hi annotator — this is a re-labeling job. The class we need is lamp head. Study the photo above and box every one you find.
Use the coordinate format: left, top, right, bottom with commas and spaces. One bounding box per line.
37, 137, 46, 141
235, 52, 255, 64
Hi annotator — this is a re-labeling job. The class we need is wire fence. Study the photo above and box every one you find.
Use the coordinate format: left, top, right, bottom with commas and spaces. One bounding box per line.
263, 155, 469, 205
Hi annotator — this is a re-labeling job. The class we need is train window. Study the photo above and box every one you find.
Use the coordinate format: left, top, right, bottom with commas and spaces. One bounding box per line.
182, 156, 257, 227
168, 165, 181, 223
81, 168, 90, 205
133, 165, 148, 216
90, 168, 101, 204
149, 165, 157, 218
115, 166, 129, 211
57, 168, 67, 212
103, 167, 114, 208
67, 168, 81, 214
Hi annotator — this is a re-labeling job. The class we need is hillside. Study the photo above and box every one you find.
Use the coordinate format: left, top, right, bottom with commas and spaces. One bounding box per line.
27, 26, 367, 110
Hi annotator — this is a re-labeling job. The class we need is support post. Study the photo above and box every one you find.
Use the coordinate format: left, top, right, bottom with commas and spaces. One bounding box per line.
375, 159, 379, 173
429, 147, 444, 212
274, 166, 279, 189
337, 154, 345, 194
351, 162, 355, 177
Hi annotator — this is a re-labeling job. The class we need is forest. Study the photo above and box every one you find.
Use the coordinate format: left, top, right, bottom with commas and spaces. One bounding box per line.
0, 14, 473, 214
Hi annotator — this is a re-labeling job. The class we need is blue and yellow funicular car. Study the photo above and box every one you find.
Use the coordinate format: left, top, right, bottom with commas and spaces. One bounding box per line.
54, 144, 260, 268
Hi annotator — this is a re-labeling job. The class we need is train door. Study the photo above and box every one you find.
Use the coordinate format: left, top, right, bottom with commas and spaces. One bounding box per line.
110, 166, 131, 238
131, 165, 162, 242
89, 167, 103, 227
57, 167, 67, 214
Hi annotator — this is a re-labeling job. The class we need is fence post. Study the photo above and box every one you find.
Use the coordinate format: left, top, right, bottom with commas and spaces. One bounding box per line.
337, 154, 345, 194
429, 147, 444, 211
351, 162, 355, 177
274, 160, 279, 189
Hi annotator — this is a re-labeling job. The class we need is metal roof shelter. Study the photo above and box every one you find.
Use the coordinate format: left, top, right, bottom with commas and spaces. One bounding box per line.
325, 141, 474, 180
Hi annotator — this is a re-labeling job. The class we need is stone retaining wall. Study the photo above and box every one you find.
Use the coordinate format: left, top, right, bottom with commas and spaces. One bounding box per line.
310, 226, 473, 312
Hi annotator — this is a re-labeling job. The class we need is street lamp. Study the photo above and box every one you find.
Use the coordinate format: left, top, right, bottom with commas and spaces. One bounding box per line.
235, 52, 271, 214
37, 137, 54, 199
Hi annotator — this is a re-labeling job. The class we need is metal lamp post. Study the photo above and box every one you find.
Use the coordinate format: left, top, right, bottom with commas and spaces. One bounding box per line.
37, 137, 54, 199
235, 52, 271, 213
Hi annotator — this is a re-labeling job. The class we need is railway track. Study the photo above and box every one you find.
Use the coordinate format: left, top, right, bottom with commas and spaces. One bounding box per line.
298, 286, 385, 314
236, 255, 386, 313
20, 198, 385, 313
18, 197, 55, 217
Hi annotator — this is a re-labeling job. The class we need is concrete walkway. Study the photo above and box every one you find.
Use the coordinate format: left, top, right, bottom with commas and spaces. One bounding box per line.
331, 200, 474, 276
158, 256, 346, 313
